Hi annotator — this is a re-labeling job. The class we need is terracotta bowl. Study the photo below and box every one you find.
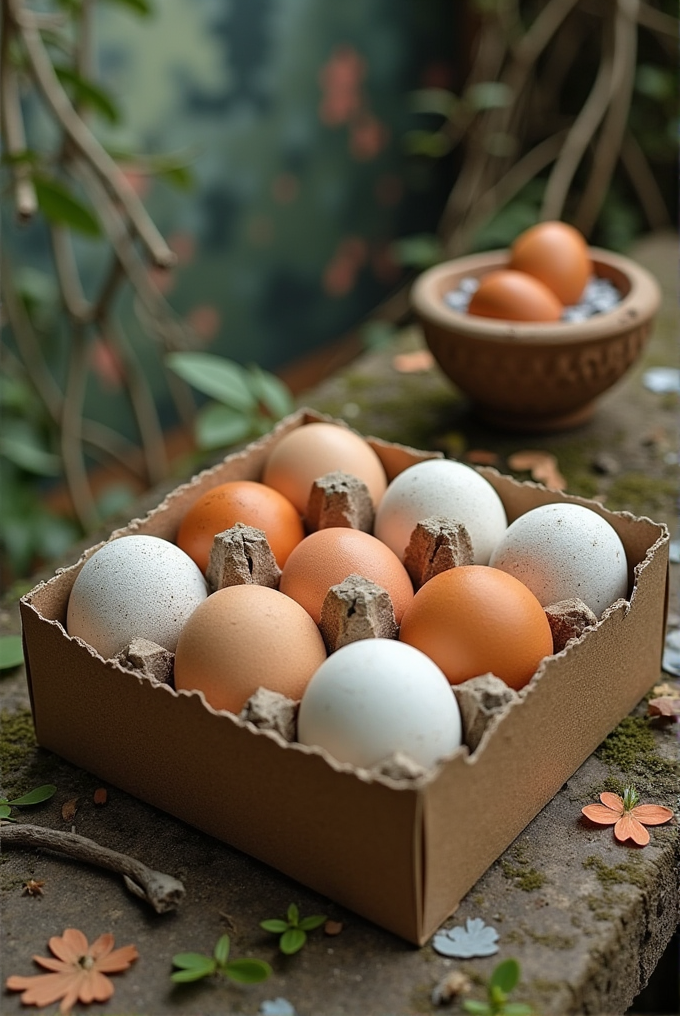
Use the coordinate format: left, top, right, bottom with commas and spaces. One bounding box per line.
410, 247, 661, 431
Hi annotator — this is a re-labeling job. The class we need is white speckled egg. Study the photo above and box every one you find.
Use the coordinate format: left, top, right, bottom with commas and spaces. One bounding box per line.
373, 459, 507, 564
489, 502, 628, 616
67, 534, 208, 659
297, 639, 463, 769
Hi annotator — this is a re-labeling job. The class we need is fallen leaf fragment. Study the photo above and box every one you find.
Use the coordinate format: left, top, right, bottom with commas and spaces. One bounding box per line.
582, 788, 673, 846
508, 450, 567, 490
392, 350, 434, 373
652, 682, 678, 698
22, 880, 45, 898
93, 789, 107, 806
61, 799, 78, 823
648, 696, 680, 720
5, 928, 139, 1013
465, 449, 500, 466
324, 920, 343, 936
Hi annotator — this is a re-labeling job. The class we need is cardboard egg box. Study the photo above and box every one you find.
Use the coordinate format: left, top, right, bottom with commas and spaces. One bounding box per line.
20, 409, 670, 945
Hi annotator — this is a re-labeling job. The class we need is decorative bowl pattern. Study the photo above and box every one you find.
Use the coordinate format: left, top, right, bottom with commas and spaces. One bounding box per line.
411, 248, 661, 431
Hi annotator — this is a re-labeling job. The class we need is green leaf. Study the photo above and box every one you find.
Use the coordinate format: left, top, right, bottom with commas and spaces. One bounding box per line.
490, 959, 520, 994
463, 1001, 492, 1015
279, 928, 306, 955
34, 176, 100, 236
247, 364, 294, 420
408, 88, 458, 117
170, 965, 214, 983
213, 934, 230, 966
0, 421, 61, 476
8, 785, 57, 806
194, 403, 252, 451
286, 903, 299, 925
0, 805, 12, 819
157, 164, 194, 190
298, 914, 327, 931
260, 919, 289, 934
465, 81, 513, 111
1, 149, 40, 167
171, 952, 215, 972
391, 234, 443, 269
54, 66, 120, 123
502, 1005, 534, 1015
403, 129, 451, 158
224, 959, 272, 984
0, 635, 24, 670
102, 0, 153, 15
166, 353, 256, 413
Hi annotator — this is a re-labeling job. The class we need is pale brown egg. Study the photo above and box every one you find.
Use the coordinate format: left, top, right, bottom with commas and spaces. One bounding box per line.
279, 527, 414, 625
173, 585, 327, 714
509, 220, 591, 305
262, 422, 388, 514
467, 270, 563, 322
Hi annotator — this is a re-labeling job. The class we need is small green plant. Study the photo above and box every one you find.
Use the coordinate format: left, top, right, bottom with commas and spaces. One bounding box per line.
260, 903, 327, 955
463, 959, 533, 1016
170, 934, 271, 985
0, 784, 57, 821
166, 351, 295, 452
0, 634, 24, 671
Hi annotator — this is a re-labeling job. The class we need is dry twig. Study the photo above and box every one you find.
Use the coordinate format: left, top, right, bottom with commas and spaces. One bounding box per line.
1, 822, 186, 913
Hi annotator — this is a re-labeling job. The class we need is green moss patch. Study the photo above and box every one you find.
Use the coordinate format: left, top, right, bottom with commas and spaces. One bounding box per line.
595, 715, 679, 798
583, 854, 647, 889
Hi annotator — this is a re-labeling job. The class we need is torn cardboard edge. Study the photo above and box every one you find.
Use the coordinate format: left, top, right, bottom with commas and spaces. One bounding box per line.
19, 409, 670, 944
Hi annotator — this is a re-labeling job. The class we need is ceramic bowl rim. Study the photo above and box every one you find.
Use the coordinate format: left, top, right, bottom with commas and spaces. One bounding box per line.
410, 246, 661, 346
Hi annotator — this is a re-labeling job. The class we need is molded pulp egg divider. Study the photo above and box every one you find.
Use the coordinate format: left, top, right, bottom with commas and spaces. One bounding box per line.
20, 408, 670, 945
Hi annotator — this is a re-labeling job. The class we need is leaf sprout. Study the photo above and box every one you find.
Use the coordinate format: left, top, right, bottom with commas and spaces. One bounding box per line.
260, 903, 327, 955
0, 785, 57, 822
171, 934, 271, 985
463, 959, 533, 1016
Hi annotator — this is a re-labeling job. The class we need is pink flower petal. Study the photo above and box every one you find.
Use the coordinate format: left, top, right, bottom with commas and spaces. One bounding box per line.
599, 792, 624, 813
581, 804, 619, 825
631, 804, 674, 826
49, 929, 87, 964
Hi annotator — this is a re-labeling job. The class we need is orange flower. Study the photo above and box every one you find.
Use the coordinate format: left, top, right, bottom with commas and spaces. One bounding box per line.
6, 928, 138, 1013
582, 787, 673, 846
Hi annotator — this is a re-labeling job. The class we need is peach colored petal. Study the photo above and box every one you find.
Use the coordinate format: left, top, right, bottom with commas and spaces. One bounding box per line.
95, 943, 139, 972
89, 932, 115, 960
59, 978, 84, 1014
631, 804, 674, 826
7, 970, 80, 1006
599, 792, 625, 813
49, 930, 87, 964
79, 969, 114, 1004
32, 956, 70, 972
582, 804, 619, 825
615, 814, 649, 845
648, 696, 680, 717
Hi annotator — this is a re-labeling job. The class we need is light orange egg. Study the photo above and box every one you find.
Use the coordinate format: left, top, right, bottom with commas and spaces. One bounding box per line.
279, 527, 414, 625
174, 585, 327, 713
262, 422, 388, 515
398, 565, 553, 690
509, 220, 591, 305
467, 269, 563, 322
176, 480, 304, 573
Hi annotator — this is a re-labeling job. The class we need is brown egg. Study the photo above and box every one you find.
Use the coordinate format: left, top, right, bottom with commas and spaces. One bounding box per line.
467, 270, 563, 322
279, 527, 414, 625
262, 422, 388, 514
173, 585, 327, 713
509, 221, 591, 304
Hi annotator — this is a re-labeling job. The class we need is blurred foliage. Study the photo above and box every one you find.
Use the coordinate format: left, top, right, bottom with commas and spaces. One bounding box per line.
395, 0, 678, 266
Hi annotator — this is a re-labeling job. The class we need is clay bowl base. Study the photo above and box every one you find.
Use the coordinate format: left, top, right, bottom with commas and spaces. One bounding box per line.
473, 399, 596, 433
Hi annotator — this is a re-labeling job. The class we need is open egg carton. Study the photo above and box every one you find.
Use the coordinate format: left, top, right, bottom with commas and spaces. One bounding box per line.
20, 409, 669, 944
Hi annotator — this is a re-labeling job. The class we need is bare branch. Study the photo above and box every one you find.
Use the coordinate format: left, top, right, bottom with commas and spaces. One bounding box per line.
0, 10, 37, 219
540, 11, 615, 223
50, 225, 91, 322
620, 130, 671, 229
8, 0, 176, 268
1, 823, 185, 913
574, 0, 640, 235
